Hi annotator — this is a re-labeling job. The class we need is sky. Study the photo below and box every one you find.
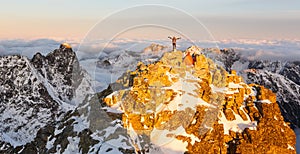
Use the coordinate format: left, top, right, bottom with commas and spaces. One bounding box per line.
1, 0, 300, 40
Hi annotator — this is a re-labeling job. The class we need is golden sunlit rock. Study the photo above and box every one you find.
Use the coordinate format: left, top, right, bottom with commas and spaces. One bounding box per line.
101, 49, 296, 154
60, 42, 72, 49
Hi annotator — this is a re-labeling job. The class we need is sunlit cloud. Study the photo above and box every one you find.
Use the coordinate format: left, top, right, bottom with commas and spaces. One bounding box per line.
0, 38, 299, 61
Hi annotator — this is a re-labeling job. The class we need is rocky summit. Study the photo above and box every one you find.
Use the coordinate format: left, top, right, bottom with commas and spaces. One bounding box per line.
101, 50, 296, 153
0, 46, 296, 154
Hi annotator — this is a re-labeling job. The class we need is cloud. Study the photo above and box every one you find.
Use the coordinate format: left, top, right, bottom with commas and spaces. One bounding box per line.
76, 38, 219, 60
0, 45, 6, 53
77, 38, 165, 60
0, 38, 299, 61
217, 39, 300, 61
0, 39, 63, 58
1, 37, 299, 91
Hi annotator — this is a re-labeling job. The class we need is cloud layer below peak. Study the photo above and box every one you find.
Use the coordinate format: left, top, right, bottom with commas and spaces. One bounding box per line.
0, 38, 299, 61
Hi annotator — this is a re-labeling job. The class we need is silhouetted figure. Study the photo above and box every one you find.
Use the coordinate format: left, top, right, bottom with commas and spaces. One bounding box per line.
168, 36, 181, 51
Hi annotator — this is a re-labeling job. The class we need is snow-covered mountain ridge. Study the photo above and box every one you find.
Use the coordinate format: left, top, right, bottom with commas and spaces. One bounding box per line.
0, 45, 297, 153
0, 44, 93, 149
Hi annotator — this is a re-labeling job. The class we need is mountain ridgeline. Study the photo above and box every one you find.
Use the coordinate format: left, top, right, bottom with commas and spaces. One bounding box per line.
0, 44, 93, 151
0, 44, 297, 153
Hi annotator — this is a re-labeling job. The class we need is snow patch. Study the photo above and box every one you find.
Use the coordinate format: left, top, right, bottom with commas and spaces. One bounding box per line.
257, 99, 272, 104
0, 133, 21, 147
64, 137, 81, 153
162, 71, 216, 113
46, 136, 55, 150
210, 85, 226, 93
73, 115, 89, 133
151, 126, 186, 152
218, 109, 257, 135
287, 144, 295, 150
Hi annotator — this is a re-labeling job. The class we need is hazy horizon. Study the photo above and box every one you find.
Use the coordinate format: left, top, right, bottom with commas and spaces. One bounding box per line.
1, 0, 300, 40
1, 1, 299, 61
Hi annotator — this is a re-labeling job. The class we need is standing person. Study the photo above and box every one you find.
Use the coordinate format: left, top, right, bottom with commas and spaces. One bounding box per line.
168, 36, 181, 51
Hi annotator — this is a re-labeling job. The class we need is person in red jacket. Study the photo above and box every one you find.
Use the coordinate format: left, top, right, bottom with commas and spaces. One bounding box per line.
168, 36, 181, 51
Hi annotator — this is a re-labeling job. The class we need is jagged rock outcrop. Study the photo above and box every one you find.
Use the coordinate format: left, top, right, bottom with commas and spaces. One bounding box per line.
0, 44, 93, 150
0, 54, 59, 146
1, 93, 143, 154
243, 60, 300, 129
211, 48, 300, 130
245, 69, 300, 129
217, 48, 241, 72
101, 50, 296, 153
0, 46, 296, 153
31, 44, 90, 103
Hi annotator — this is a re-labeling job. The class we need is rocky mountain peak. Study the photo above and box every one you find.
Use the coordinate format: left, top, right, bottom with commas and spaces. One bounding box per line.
0, 44, 93, 149
143, 43, 168, 55
60, 43, 72, 49
31, 43, 83, 102
0, 46, 296, 153
100, 50, 296, 153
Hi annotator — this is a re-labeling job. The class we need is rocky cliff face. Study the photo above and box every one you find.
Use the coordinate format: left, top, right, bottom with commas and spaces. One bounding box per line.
31, 45, 92, 104
241, 60, 300, 129
214, 48, 300, 130
0, 44, 93, 150
0, 54, 59, 146
100, 50, 296, 153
